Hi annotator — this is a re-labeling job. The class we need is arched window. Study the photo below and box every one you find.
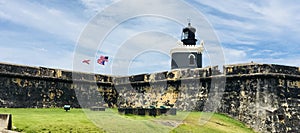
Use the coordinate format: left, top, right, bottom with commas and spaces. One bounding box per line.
188, 54, 195, 65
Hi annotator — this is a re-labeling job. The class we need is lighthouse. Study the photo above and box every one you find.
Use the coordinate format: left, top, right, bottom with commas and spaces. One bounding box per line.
170, 22, 203, 69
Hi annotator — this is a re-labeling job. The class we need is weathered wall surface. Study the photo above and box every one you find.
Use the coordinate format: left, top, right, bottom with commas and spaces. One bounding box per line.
0, 62, 299, 132
0, 63, 114, 108
114, 64, 300, 132
221, 63, 300, 132
220, 74, 300, 132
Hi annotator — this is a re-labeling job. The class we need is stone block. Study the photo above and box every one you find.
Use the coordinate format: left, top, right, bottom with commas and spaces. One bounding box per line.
0, 114, 12, 130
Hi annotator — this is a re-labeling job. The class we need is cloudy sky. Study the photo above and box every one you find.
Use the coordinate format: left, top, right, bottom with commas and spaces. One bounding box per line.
0, 0, 299, 75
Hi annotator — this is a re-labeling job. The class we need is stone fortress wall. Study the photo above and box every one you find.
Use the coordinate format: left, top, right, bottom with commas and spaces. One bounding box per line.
0, 62, 114, 108
0, 62, 299, 132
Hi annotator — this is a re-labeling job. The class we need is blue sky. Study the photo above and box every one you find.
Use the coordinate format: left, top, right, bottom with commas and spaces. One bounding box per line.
0, 0, 300, 75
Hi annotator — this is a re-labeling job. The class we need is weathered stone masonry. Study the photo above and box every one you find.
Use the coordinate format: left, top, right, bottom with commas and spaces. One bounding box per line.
0, 63, 114, 108
220, 64, 300, 132
0, 62, 299, 132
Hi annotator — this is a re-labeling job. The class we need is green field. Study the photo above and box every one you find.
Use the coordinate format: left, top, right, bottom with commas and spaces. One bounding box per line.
0, 108, 254, 133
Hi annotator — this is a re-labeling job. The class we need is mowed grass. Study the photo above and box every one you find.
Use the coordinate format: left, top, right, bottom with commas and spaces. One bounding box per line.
0, 108, 102, 133
170, 112, 254, 133
0, 108, 255, 133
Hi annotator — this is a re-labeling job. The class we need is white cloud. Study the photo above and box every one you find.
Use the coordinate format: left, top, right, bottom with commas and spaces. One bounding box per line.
102, 31, 177, 75
190, 0, 300, 67
0, 1, 85, 41
252, 1, 300, 28
194, 0, 260, 19
253, 57, 300, 67
75, 0, 224, 74
193, 0, 300, 38
202, 46, 247, 67
0, 46, 74, 70
80, 0, 120, 15
1, 0, 299, 75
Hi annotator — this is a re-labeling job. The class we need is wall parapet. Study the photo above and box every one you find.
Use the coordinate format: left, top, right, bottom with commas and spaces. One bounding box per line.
0, 62, 299, 132
224, 63, 300, 76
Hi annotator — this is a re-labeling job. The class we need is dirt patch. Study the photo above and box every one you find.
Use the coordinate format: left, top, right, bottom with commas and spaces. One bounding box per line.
153, 120, 183, 127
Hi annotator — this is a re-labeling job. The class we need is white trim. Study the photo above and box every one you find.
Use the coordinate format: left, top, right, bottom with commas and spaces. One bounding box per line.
170, 40, 204, 54
170, 46, 203, 54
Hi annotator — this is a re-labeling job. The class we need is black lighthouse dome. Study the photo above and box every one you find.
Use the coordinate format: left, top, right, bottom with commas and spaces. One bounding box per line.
171, 22, 203, 69
181, 22, 197, 45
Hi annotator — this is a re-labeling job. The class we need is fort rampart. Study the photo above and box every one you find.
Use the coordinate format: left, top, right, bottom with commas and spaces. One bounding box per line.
0, 62, 299, 132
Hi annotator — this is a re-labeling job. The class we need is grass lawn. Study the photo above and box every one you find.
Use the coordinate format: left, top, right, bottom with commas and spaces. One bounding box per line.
0, 108, 254, 133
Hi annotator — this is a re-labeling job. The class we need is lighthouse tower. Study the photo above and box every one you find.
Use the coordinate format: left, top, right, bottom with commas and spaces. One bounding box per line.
170, 22, 203, 69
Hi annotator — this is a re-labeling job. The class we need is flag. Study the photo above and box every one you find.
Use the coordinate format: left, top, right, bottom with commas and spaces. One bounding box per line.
97, 56, 109, 65
82, 59, 90, 64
